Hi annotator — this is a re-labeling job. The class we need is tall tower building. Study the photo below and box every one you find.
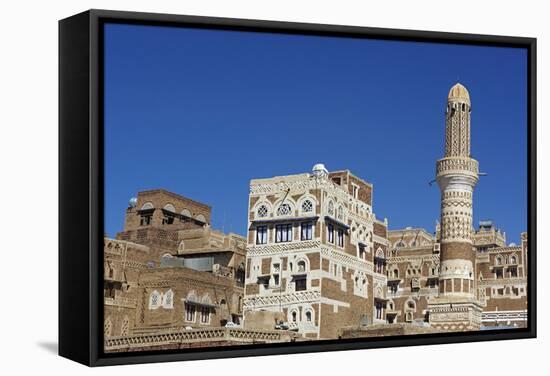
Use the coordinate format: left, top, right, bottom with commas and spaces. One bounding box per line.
428, 83, 483, 331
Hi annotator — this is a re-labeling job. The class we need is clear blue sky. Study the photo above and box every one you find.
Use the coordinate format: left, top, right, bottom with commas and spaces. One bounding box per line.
104, 23, 527, 244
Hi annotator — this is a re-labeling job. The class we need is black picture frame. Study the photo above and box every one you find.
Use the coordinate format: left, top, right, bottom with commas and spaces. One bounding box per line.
59, 9, 537, 367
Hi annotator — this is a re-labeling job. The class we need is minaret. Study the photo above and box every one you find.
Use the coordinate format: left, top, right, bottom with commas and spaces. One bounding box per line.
428, 83, 482, 331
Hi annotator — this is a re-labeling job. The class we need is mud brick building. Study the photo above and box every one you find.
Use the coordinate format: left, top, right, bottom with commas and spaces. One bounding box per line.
243, 166, 390, 339
103, 189, 284, 352
386, 224, 527, 330
104, 83, 528, 350
382, 83, 528, 332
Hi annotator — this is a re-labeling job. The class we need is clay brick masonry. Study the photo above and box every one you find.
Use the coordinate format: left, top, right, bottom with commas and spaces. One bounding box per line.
103, 84, 528, 352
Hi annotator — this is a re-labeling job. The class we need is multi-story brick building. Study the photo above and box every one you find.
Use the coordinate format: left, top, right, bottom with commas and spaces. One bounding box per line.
243, 166, 390, 339
103, 189, 295, 352
386, 223, 528, 329
103, 83, 528, 351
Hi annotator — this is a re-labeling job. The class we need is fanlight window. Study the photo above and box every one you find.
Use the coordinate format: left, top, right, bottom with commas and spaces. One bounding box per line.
257, 204, 268, 218
301, 199, 313, 213
277, 203, 292, 216
163, 203, 176, 212
141, 202, 154, 210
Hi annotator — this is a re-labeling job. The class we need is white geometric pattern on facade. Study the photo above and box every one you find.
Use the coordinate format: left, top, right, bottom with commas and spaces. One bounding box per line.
104, 328, 297, 351
243, 290, 321, 308
257, 205, 268, 218
247, 240, 322, 257
277, 203, 292, 216
301, 199, 313, 213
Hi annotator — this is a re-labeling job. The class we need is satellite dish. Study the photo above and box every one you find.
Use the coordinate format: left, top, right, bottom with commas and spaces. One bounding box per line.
128, 197, 138, 208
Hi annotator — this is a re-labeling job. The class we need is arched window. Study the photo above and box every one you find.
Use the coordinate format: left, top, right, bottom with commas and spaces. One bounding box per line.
496, 256, 503, 265
327, 201, 334, 216
163, 203, 176, 212
141, 202, 154, 210
140, 202, 154, 226
301, 199, 314, 214
180, 208, 192, 218
407, 300, 416, 310
510, 255, 517, 264
163, 289, 174, 309
235, 262, 245, 286
120, 316, 129, 336
104, 317, 112, 337
107, 263, 114, 279
257, 204, 268, 218
277, 203, 292, 216
291, 311, 297, 322
393, 269, 399, 278
195, 214, 206, 223
149, 290, 161, 310
374, 249, 385, 274
162, 204, 176, 224
337, 206, 344, 221
297, 260, 307, 273
305, 310, 313, 322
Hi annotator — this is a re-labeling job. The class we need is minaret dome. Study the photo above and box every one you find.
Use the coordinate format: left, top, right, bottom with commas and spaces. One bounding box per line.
448, 83, 470, 105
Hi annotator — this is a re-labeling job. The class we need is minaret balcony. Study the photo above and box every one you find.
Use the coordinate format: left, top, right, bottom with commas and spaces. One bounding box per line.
436, 157, 479, 180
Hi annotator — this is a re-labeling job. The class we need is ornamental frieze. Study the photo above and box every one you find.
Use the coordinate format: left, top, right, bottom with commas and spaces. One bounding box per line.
243, 290, 321, 308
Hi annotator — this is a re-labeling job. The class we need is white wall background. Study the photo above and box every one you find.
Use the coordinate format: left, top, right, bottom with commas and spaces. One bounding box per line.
0, 0, 546, 373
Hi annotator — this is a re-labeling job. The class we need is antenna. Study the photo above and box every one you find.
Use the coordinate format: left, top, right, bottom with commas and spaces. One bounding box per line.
281, 187, 291, 204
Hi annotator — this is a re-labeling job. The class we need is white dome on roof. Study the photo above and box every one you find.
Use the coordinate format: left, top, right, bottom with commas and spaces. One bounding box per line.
312, 163, 328, 177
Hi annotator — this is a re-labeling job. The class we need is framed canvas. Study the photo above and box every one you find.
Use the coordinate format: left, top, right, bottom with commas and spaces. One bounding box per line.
59, 9, 537, 366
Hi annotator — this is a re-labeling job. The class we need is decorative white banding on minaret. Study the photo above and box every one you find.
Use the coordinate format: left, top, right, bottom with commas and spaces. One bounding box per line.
436, 83, 478, 298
